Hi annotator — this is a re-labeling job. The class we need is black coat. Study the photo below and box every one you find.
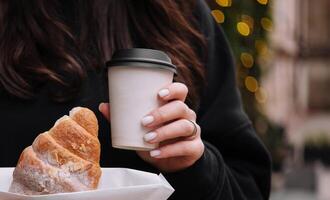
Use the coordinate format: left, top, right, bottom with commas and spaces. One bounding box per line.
0, 0, 271, 199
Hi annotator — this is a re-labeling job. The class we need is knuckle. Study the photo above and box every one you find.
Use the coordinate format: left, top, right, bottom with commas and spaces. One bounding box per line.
183, 105, 190, 115
192, 140, 204, 155
175, 100, 185, 108
190, 140, 199, 149
189, 109, 197, 120
198, 140, 205, 155
176, 100, 189, 114
195, 124, 201, 135
181, 143, 192, 155
180, 119, 193, 134
177, 83, 188, 95
198, 139, 205, 149
183, 85, 189, 94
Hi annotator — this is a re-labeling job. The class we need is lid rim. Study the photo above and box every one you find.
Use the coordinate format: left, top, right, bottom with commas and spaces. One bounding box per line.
107, 62, 177, 74
106, 58, 177, 70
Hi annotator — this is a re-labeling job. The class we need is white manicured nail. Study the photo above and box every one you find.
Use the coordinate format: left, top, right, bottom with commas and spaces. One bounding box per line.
141, 115, 154, 126
150, 150, 161, 157
144, 132, 157, 142
158, 89, 170, 98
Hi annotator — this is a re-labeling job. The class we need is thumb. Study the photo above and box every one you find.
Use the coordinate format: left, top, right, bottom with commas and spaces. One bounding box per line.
98, 103, 110, 121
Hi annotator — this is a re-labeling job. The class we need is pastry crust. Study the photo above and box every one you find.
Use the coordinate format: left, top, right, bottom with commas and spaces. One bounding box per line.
9, 107, 101, 195
69, 107, 99, 137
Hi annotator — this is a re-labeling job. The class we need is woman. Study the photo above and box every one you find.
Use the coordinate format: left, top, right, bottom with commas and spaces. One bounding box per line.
0, 0, 271, 199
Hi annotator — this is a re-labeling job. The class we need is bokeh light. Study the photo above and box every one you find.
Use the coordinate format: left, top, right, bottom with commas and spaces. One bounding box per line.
241, 14, 254, 30
245, 76, 259, 92
257, 0, 268, 5
216, 0, 232, 7
237, 22, 251, 36
255, 40, 267, 54
261, 17, 273, 32
211, 10, 225, 23
240, 52, 254, 68
255, 87, 268, 103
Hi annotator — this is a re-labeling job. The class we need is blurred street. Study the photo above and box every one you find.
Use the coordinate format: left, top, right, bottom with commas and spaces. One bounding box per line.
209, 0, 330, 199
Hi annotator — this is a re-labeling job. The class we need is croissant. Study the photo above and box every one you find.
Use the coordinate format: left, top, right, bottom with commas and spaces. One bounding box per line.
9, 107, 102, 195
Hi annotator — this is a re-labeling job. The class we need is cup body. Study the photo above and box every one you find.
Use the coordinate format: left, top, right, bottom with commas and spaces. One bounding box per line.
107, 49, 176, 151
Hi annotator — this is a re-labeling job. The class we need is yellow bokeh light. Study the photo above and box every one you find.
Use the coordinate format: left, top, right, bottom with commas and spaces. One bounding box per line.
237, 22, 251, 36
255, 87, 268, 103
240, 53, 254, 68
211, 10, 225, 24
245, 76, 259, 92
261, 17, 273, 32
216, 0, 232, 7
257, 0, 268, 5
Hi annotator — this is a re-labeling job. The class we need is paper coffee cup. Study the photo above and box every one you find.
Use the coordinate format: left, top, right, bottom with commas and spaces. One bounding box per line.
106, 48, 177, 151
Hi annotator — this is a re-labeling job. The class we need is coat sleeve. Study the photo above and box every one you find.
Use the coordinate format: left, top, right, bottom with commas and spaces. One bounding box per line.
163, 1, 271, 199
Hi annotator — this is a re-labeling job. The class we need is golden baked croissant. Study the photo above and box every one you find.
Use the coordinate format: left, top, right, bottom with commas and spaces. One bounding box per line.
9, 107, 102, 195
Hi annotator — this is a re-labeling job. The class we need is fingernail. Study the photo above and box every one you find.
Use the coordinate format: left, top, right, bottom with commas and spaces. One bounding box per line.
144, 132, 157, 142
141, 115, 154, 126
158, 89, 170, 98
98, 103, 104, 111
150, 149, 161, 157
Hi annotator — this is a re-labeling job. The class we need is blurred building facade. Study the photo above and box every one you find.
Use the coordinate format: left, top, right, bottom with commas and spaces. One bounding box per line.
264, 0, 330, 160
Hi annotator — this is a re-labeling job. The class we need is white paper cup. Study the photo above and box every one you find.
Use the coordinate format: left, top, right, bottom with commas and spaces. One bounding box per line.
107, 49, 177, 151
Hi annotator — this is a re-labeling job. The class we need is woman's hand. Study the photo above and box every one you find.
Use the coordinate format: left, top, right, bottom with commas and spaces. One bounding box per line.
99, 82, 204, 173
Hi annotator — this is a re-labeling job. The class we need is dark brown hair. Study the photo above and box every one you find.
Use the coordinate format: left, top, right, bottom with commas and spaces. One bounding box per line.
0, 0, 205, 107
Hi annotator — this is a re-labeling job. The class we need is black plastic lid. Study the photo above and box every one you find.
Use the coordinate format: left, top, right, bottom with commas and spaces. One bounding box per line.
106, 48, 177, 74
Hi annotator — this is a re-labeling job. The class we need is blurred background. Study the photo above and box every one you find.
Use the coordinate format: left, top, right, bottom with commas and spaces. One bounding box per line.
207, 0, 330, 199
